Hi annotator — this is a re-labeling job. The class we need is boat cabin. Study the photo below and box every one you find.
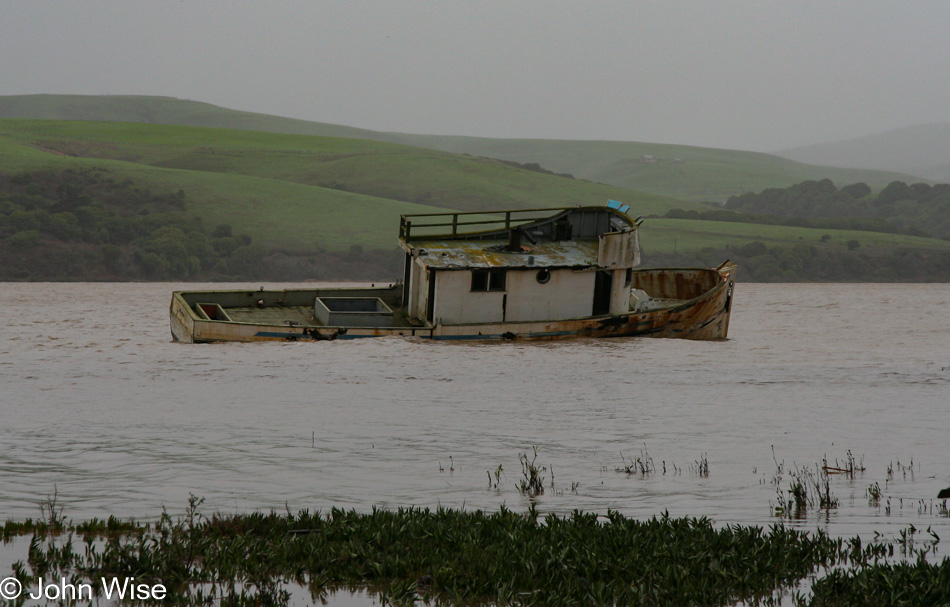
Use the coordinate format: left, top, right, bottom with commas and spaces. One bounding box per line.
398, 204, 641, 327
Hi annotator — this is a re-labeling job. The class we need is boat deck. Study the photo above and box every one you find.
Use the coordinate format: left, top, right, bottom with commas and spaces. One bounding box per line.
224, 305, 320, 326
222, 304, 419, 328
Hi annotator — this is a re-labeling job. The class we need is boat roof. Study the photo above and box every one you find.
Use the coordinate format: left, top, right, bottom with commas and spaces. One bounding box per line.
408, 239, 600, 270
398, 204, 638, 270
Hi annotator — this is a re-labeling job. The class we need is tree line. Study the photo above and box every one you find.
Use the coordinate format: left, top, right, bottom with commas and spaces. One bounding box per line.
722, 178, 950, 241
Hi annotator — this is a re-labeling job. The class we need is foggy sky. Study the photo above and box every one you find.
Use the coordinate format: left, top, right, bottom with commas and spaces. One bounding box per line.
2, 1, 949, 152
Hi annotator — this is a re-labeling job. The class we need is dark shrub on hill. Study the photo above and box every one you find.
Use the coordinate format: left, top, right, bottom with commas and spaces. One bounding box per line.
725, 179, 950, 240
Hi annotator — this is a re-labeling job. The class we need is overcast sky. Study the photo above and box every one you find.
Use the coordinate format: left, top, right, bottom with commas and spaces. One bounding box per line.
2, 1, 949, 151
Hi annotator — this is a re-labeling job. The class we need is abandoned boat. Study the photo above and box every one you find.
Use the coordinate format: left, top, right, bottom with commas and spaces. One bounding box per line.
170, 203, 736, 343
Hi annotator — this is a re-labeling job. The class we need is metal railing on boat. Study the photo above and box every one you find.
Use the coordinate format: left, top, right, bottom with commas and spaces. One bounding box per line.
399, 207, 571, 240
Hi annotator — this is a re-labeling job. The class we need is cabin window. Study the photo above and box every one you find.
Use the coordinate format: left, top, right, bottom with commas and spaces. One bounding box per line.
471, 269, 507, 292
536, 269, 551, 284
471, 270, 488, 291
489, 269, 507, 291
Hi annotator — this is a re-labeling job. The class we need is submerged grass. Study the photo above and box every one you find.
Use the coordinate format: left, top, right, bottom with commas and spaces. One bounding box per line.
804, 558, 950, 607
4, 499, 854, 607
771, 448, 842, 519
6, 496, 944, 607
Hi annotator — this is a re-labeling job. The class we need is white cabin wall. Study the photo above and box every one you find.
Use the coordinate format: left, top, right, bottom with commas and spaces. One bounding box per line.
609, 268, 629, 315
433, 268, 595, 325
409, 257, 429, 320
505, 269, 594, 322
433, 270, 505, 324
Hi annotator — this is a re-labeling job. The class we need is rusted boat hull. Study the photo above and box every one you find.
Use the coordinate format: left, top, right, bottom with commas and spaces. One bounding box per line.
169, 264, 735, 343
427, 263, 735, 341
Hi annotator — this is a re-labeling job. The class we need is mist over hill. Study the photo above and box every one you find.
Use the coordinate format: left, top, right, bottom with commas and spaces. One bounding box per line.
778, 124, 950, 182
0, 94, 382, 141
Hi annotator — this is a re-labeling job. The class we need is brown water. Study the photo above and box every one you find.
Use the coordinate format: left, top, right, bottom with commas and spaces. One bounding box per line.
2, 282, 949, 541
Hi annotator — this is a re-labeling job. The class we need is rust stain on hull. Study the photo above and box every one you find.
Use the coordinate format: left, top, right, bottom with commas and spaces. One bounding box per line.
588, 264, 735, 340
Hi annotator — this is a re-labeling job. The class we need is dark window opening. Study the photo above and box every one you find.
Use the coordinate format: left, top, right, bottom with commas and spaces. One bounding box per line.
592, 270, 613, 315
426, 270, 436, 322
489, 269, 506, 291
471, 269, 488, 291
472, 269, 507, 292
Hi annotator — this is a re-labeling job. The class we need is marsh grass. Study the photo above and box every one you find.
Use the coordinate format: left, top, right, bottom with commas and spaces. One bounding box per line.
518, 446, 546, 497
822, 450, 866, 478
690, 453, 710, 478
804, 558, 950, 607
7, 500, 944, 607
772, 450, 839, 519
486, 464, 503, 490
616, 446, 657, 476
5, 444, 948, 606
887, 458, 916, 481
4, 493, 946, 606
6, 501, 866, 607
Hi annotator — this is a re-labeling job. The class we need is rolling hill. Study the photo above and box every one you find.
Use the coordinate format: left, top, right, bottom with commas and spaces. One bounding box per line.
0, 118, 692, 252
2, 103, 948, 282
1, 118, 725, 280
778, 123, 950, 182
0, 94, 382, 141
0, 95, 923, 203
385, 135, 923, 203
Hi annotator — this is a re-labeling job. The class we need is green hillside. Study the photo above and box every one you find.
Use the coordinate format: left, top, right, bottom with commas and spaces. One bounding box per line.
640, 218, 946, 254
2, 113, 947, 282
0, 95, 923, 203
639, 218, 950, 282
0, 119, 691, 252
0, 123, 445, 253
0, 118, 715, 281
388, 135, 924, 203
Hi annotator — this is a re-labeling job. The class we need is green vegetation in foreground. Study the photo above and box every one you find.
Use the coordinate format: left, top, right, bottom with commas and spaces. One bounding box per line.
0, 94, 924, 203
807, 560, 950, 606
3, 499, 944, 607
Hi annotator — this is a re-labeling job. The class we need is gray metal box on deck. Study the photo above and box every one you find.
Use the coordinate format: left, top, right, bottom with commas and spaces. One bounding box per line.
314, 297, 395, 327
